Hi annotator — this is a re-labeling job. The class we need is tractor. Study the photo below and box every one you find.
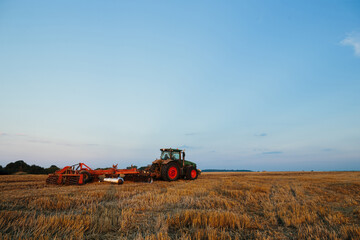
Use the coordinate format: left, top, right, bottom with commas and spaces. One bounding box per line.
149, 148, 200, 181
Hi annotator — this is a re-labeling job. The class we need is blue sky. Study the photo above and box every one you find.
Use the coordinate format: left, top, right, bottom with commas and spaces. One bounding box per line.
0, 0, 359, 171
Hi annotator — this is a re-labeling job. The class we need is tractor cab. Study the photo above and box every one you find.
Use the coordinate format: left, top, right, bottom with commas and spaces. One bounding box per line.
160, 148, 184, 161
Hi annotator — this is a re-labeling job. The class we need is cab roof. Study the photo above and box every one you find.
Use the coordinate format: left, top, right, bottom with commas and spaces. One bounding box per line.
160, 148, 183, 152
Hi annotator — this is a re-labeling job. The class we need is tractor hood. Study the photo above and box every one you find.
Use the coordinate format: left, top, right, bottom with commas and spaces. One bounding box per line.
152, 159, 172, 165
184, 160, 196, 168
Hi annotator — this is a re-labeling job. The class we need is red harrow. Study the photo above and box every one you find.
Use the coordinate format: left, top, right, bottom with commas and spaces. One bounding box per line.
46, 163, 148, 185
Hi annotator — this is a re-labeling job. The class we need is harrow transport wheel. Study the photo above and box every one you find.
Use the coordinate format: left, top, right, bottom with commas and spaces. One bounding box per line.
161, 162, 180, 181
186, 167, 198, 180
80, 171, 92, 183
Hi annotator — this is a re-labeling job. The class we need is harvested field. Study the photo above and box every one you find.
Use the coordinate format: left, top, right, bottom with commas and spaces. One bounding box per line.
0, 172, 359, 239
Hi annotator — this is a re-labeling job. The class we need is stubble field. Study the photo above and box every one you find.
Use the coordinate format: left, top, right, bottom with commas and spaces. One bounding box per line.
0, 171, 359, 239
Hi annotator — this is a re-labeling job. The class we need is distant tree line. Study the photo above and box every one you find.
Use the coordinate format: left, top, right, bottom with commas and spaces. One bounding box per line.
201, 169, 253, 172
0, 160, 60, 175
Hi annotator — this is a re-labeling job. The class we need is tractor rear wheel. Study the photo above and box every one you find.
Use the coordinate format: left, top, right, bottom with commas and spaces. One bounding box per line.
186, 167, 198, 180
161, 162, 180, 181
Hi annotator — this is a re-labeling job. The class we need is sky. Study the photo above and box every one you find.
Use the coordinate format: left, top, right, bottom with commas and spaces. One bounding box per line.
0, 0, 359, 171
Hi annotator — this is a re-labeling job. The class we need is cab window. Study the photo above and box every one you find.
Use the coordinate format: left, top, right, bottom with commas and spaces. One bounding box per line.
161, 151, 171, 160
172, 152, 180, 160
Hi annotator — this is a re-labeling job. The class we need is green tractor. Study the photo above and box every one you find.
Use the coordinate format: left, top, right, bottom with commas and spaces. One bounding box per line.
149, 148, 200, 181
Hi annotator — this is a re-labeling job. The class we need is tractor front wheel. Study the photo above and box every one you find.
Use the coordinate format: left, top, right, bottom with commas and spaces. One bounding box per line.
186, 167, 198, 180
161, 162, 180, 181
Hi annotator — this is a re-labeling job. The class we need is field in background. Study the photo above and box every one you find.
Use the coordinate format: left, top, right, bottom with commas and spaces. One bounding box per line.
0, 172, 359, 239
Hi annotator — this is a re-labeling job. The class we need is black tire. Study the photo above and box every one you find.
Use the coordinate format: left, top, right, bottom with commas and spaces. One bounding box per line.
80, 171, 92, 183
161, 162, 180, 181
147, 177, 153, 184
186, 166, 198, 180
118, 178, 124, 185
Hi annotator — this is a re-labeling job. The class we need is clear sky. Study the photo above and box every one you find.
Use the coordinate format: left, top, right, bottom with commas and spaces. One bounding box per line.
1, 0, 359, 171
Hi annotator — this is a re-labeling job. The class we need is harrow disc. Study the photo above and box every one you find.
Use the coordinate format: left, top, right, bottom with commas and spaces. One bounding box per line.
46, 175, 59, 184
65, 176, 80, 185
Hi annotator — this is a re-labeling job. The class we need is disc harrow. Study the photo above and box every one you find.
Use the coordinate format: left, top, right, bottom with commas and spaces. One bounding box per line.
46, 163, 140, 185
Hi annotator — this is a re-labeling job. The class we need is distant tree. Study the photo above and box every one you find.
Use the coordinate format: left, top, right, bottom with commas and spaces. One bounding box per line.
1, 161, 60, 175
5, 160, 31, 174
45, 165, 60, 174
201, 169, 252, 172
127, 165, 137, 169
0, 165, 7, 175
29, 164, 45, 174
